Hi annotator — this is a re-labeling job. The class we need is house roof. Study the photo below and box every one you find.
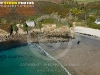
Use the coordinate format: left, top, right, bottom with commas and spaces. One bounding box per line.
25, 20, 35, 27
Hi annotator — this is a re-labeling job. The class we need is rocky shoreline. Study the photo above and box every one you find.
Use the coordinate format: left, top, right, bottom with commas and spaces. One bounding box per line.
0, 32, 73, 43
0, 31, 74, 52
0, 24, 75, 52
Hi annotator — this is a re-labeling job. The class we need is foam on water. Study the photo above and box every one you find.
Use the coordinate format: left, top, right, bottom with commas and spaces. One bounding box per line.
29, 43, 71, 75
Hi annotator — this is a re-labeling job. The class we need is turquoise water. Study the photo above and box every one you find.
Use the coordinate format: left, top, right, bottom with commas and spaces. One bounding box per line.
0, 43, 70, 75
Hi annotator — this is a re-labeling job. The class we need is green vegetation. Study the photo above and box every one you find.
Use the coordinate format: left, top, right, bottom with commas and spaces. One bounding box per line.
76, 21, 87, 26
23, 24, 28, 31
70, 8, 82, 21
38, 22, 42, 30
33, 1, 100, 30
12, 24, 18, 32
56, 21, 68, 28
34, 12, 69, 29
37, 19, 54, 29
40, 19, 54, 24
89, 23, 100, 29
0, 0, 100, 32
87, 16, 96, 23
68, 22, 73, 27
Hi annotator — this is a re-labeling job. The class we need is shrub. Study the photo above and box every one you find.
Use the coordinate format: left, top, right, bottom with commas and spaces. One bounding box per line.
40, 19, 54, 24
68, 22, 73, 27
12, 24, 18, 32
22, 23, 28, 31
89, 22, 100, 30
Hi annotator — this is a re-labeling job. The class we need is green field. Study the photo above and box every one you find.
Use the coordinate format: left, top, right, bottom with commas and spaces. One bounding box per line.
73, 0, 100, 2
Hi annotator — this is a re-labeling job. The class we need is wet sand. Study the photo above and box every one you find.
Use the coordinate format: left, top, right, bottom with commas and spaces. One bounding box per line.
40, 33, 100, 75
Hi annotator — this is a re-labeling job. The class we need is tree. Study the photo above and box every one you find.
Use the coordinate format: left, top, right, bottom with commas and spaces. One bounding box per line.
70, 8, 82, 21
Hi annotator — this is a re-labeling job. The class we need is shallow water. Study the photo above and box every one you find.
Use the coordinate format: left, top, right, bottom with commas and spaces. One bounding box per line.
0, 43, 69, 75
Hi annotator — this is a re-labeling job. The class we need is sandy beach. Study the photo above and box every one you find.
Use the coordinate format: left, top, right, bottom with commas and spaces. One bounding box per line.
40, 33, 100, 75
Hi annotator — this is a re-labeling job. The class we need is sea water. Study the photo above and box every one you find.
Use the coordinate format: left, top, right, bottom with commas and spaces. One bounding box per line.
0, 43, 70, 75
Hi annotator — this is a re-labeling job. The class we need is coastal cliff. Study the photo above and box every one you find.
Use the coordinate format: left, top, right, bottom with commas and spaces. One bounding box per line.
0, 25, 74, 43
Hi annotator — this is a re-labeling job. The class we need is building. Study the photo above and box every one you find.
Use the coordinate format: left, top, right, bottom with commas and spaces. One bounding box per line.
95, 19, 100, 24
25, 20, 36, 27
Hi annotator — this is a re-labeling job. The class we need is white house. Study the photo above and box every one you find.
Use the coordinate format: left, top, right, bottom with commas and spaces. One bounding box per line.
25, 20, 36, 27
95, 19, 100, 24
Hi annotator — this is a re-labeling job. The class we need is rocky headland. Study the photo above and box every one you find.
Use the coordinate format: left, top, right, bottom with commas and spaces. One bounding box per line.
0, 23, 75, 43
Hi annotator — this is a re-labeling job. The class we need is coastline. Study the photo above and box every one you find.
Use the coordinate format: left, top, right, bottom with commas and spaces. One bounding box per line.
0, 33, 100, 75
37, 44, 71, 75
0, 26, 100, 75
